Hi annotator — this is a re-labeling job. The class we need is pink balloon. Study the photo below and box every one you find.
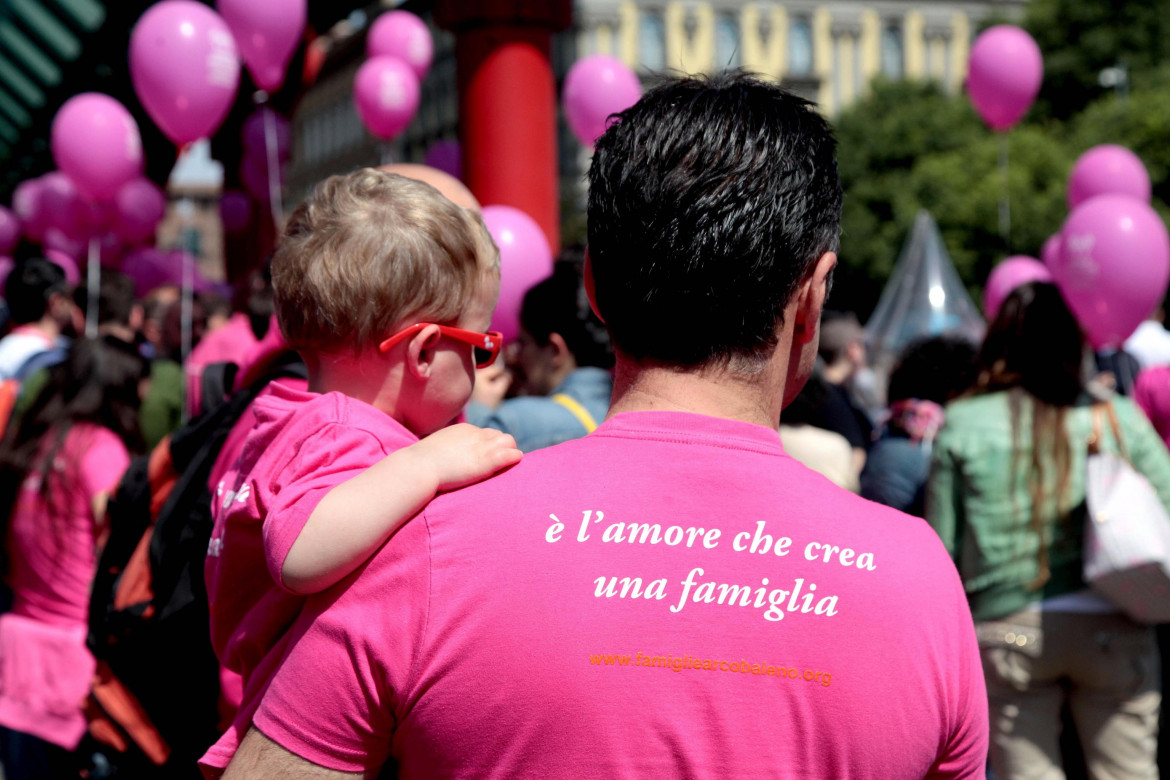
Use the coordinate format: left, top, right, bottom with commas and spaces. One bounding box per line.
51, 93, 143, 201
1041, 234, 1061, 268
130, 1, 240, 146
482, 205, 554, 343
0, 207, 19, 255
40, 173, 86, 239
1053, 195, 1170, 348
367, 11, 433, 82
563, 55, 643, 147
216, 0, 305, 92
966, 26, 1043, 132
1067, 145, 1151, 210
423, 140, 461, 181
12, 179, 47, 242
983, 256, 1052, 319
43, 248, 82, 287
220, 190, 253, 233
115, 178, 168, 246
354, 56, 420, 141
242, 108, 292, 161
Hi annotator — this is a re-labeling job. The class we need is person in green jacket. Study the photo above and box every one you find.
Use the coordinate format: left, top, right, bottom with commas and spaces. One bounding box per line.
927, 282, 1170, 780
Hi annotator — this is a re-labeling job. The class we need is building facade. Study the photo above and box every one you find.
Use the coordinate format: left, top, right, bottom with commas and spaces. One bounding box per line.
285, 0, 1027, 245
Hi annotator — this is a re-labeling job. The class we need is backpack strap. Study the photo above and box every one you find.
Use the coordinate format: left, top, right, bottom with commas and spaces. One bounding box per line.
552, 393, 598, 434
200, 362, 239, 417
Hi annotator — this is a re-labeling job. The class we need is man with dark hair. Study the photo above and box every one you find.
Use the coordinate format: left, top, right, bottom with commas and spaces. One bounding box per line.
227, 72, 986, 778
468, 259, 613, 451
0, 257, 77, 380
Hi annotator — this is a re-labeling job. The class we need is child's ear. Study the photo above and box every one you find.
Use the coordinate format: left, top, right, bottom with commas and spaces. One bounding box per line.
406, 325, 443, 380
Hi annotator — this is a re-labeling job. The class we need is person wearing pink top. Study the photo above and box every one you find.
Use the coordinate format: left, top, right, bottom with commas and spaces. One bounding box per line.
226, 73, 988, 779
0, 337, 145, 778
200, 170, 520, 774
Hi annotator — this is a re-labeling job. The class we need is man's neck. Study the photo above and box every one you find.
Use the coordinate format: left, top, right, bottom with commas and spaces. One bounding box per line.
607, 358, 784, 429
15, 319, 58, 343
821, 361, 852, 386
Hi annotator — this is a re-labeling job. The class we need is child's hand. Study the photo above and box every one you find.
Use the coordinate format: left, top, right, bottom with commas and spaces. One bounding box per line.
415, 423, 522, 492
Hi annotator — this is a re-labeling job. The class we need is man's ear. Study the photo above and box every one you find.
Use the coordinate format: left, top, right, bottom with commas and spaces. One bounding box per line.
405, 325, 443, 380
793, 251, 838, 346
583, 249, 604, 323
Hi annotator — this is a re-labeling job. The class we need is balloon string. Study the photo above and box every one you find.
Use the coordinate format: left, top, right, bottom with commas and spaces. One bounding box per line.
180, 198, 195, 425
86, 237, 100, 339
263, 107, 285, 230
380, 141, 393, 167
999, 133, 1011, 251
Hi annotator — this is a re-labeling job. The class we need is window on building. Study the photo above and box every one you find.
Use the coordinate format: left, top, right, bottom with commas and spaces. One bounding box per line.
639, 11, 666, 71
715, 14, 740, 69
788, 17, 813, 75
881, 24, 903, 78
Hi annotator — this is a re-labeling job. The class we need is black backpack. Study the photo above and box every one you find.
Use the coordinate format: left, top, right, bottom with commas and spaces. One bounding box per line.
86, 358, 305, 778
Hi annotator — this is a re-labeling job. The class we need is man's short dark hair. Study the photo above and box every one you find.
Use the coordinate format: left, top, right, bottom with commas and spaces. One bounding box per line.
4, 257, 67, 325
520, 258, 613, 370
587, 71, 842, 369
73, 270, 136, 329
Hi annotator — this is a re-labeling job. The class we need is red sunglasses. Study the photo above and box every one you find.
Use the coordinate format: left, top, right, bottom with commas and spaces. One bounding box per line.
378, 323, 504, 368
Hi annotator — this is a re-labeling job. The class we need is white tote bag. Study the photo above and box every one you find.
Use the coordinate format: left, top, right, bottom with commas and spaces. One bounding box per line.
1083, 403, 1170, 624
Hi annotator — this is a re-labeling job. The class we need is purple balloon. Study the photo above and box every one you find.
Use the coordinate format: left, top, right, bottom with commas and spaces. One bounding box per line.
1067, 145, 1151, 210
482, 205, 554, 343
0, 207, 19, 255
43, 247, 82, 287
983, 256, 1052, 319
216, 0, 305, 92
367, 11, 433, 82
422, 140, 461, 181
0, 257, 14, 291
1054, 195, 1170, 348
220, 190, 253, 234
966, 26, 1043, 132
39, 172, 86, 239
354, 56, 420, 141
120, 246, 179, 297
240, 152, 284, 204
563, 55, 643, 147
115, 178, 168, 246
242, 108, 292, 161
51, 93, 143, 201
130, 1, 240, 146
12, 179, 47, 243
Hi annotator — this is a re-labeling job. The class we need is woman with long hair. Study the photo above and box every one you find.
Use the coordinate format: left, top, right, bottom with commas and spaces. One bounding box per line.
927, 281, 1170, 779
0, 336, 146, 779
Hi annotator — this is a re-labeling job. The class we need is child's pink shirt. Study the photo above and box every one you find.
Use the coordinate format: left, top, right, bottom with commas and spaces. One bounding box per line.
201, 380, 418, 769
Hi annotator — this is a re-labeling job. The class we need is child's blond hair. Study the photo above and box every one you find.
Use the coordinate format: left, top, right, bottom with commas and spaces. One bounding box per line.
272, 168, 498, 354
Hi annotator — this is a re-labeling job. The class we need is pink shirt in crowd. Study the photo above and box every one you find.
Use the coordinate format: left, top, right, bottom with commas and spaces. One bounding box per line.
185, 313, 259, 417
201, 381, 417, 769
1135, 366, 1170, 451
255, 411, 988, 778
0, 424, 129, 749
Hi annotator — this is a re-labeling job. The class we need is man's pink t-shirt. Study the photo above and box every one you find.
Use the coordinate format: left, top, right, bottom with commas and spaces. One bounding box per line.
0, 424, 129, 748
255, 411, 988, 778
201, 381, 418, 769
1135, 366, 1170, 450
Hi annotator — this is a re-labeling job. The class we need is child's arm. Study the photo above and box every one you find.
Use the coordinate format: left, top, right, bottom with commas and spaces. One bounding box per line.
281, 424, 521, 595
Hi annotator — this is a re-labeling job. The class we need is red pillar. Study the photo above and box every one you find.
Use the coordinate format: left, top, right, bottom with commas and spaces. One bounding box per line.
435, 1, 571, 252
